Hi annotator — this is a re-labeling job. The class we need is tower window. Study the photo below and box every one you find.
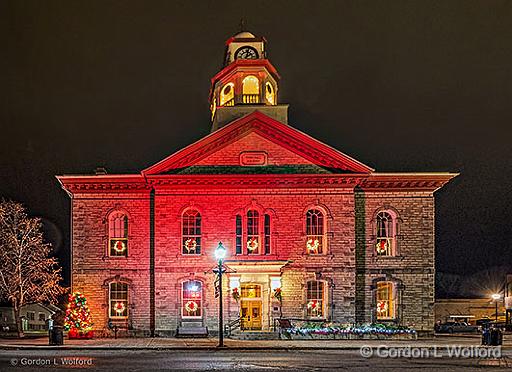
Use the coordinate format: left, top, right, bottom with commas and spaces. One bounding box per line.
242, 76, 260, 104
220, 83, 234, 106
265, 82, 275, 105
211, 92, 217, 120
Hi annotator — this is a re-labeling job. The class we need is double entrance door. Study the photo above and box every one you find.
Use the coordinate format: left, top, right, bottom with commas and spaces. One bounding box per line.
240, 284, 262, 330
240, 300, 262, 330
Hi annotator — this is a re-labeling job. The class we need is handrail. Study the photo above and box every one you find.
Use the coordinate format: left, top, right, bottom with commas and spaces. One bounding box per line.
225, 317, 241, 336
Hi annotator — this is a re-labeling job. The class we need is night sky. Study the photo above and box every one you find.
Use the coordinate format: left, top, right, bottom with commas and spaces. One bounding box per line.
1, 1, 511, 296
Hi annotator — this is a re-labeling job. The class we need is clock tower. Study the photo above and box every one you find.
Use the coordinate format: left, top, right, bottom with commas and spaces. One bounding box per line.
209, 31, 289, 132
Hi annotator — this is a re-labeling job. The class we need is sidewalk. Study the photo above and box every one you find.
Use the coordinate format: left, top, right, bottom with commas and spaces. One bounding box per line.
0, 335, 506, 350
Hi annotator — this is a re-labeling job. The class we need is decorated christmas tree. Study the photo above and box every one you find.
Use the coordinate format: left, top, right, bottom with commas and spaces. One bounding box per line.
64, 292, 94, 338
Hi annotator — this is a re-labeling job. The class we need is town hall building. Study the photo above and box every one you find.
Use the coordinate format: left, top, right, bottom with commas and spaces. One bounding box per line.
57, 30, 457, 337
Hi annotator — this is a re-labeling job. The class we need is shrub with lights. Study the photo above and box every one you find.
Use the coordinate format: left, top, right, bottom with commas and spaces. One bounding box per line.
64, 292, 94, 339
282, 323, 416, 339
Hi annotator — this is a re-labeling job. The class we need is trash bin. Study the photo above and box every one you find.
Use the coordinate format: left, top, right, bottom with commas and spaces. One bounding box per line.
49, 326, 64, 346
482, 326, 491, 345
489, 327, 503, 346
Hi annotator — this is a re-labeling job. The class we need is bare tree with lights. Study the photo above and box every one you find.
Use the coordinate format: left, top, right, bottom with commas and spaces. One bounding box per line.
0, 200, 66, 337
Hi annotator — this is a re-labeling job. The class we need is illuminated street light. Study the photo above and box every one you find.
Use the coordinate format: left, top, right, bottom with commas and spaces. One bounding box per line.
214, 242, 227, 347
492, 293, 502, 322
215, 242, 227, 262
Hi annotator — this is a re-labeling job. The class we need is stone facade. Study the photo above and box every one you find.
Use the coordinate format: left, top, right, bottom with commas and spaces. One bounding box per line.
57, 30, 457, 337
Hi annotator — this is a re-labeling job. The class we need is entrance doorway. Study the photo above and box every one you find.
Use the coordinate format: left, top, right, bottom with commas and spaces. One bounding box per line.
240, 284, 262, 330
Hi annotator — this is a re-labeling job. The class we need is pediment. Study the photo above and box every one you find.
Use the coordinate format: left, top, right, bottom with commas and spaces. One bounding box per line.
142, 111, 373, 176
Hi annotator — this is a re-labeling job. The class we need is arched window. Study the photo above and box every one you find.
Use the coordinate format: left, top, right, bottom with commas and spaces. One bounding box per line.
247, 210, 260, 255
220, 83, 234, 106
109, 211, 128, 257
376, 281, 396, 320
109, 282, 129, 318
306, 281, 325, 318
265, 82, 275, 105
306, 209, 325, 254
182, 209, 201, 255
235, 210, 272, 255
242, 76, 260, 104
182, 280, 202, 318
375, 211, 396, 256
210, 92, 217, 120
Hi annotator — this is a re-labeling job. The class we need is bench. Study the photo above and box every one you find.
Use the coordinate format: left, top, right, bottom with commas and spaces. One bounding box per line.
176, 321, 208, 338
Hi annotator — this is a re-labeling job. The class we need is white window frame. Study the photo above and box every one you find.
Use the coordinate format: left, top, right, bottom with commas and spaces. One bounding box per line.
181, 280, 203, 319
305, 280, 326, 319
109, 282, 129, 319
376, 281, 396, 320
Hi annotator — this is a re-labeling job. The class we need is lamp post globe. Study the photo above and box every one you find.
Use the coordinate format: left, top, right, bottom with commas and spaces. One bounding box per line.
492, 293, 502, 322
215, 242, 227, 263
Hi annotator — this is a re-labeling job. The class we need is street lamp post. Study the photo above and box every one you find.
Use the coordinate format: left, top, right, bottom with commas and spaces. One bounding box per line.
214, 242, 227, 348
492, 293, 501, 323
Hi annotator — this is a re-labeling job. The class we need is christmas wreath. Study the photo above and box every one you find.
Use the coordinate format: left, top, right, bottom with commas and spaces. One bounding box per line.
273, 288, 282, 302
113, 240, 126, 253
307, 300, 318, 310
376, 239, 390, 255
185, 300, 199, 313
377, 301, 388, 314
114, 302, 126, 314
184, 238, 197, 252
306, 239, 320, 254
231, 288, 240, 301
247, 238, 259, 252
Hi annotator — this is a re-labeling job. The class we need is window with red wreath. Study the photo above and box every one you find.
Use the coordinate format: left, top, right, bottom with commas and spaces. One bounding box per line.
182, 209, 201, 255
109, 282, 128, 318
247, 210, 260, 254
306, 281, 324, 318
182, 280, 202, 317
235, 210, 272, 255
376, 281, 395, 319
109, 211, 128, 257
375, 211, 396, 256
306, 209, 325, 254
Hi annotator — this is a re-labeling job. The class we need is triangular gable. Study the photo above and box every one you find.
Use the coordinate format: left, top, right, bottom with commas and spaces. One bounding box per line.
142, 111, 373, 175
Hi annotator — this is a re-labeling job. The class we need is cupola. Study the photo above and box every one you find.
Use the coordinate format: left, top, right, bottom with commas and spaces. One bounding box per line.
209, 30, 289, 132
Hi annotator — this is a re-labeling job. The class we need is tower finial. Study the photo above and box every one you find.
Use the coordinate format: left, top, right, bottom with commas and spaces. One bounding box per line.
239, 18, 246, 32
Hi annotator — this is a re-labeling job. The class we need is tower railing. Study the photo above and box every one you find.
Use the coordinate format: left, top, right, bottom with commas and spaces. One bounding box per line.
242, 94, 260, 104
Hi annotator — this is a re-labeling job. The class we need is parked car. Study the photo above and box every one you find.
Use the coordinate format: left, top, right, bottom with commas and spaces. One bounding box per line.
475, 318, 492, 326
435, 321, 481, 334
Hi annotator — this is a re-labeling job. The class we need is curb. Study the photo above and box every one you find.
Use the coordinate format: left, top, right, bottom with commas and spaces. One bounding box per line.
0, 345, 364, 351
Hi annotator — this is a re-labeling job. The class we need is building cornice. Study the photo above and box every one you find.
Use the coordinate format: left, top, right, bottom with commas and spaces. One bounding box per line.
361, 173, 459, 192
145, 173, 366, 189
56, 172, 458, 195
56, 175, 150, 194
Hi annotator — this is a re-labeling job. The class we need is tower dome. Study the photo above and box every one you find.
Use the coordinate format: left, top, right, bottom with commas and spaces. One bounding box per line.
233, 31, 256, 39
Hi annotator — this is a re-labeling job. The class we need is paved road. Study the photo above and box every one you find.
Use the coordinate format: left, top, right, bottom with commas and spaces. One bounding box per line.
0, 349, 510, 371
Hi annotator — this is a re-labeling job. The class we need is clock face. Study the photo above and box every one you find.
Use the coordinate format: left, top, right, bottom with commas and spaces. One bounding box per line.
235, 47, 259, 60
